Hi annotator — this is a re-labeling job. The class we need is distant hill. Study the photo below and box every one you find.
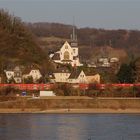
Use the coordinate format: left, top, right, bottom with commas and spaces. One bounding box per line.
27, 22, 140, 62
0, 9, 50, 71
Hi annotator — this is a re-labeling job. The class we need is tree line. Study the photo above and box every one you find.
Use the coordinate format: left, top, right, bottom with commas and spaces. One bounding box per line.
0, 9, 54, 76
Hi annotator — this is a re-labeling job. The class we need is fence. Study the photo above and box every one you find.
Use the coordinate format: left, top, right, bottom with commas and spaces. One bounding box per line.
0, 83, 140, 91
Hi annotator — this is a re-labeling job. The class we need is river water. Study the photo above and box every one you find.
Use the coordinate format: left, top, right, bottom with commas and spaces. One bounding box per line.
0, 114, 140, 140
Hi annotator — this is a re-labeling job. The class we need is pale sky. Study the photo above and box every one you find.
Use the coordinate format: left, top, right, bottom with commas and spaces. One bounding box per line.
0, 0, 140, 29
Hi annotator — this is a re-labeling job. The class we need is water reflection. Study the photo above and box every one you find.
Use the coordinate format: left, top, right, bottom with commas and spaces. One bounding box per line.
0, 114, 140, 140
0, 114, 32, 140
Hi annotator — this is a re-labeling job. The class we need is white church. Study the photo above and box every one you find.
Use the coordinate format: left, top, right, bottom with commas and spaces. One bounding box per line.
49, 26, 83, 67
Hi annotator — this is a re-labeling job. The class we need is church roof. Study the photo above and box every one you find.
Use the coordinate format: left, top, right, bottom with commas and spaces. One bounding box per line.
52, 53, 60, 60
61, 59, 73, 62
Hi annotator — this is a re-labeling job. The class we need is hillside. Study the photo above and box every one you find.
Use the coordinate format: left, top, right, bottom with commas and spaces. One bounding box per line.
28, 22, 140, 62
37, 36, 127, 62
0, 10, 49, 71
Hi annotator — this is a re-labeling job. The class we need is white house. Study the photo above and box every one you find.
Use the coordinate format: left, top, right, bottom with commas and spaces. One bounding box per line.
4, 66, 22, 83
13, 66, 22, 83
98, 57, 110, 67
50, 41, 83, 67
87, 62, 97, 68
50, 67, 100, 84
68, 70, 87, 83
86, 74, 100, 84
68, 70, 101, 84
29, 69, 42, 83
49, 67, 71, 83
110, 57, 119, 63
5, 71, 14, 81
22, 68, 42, 83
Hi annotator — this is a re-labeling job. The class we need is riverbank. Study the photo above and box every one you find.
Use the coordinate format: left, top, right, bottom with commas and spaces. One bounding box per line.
0, 97, 140, 114
0, 108, 140, 114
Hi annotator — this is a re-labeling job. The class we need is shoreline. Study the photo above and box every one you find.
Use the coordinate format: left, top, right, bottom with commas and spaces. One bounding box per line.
1, 97, 140, 114
0, 108, 140, 114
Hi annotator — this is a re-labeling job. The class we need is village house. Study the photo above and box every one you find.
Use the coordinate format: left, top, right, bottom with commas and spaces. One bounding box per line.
97, 57, 110, 67
50, 67, 100, 84
96, 57, 119, 68
4, 66, 22, 83
22, 68, 42, 83
86, 73, 100, 84
68, 70, 86, 83
29, 69, 42, 82
110, 57, 119, 63
5, 70, 14, 83
68, 70, 100, 84
13, 66, 22, 83
87, 62, 97, 68
49, 67, 71, 83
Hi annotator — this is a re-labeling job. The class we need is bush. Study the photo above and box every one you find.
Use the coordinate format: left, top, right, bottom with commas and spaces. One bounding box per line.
53, 83, 77, 96
0, 86, 20, 96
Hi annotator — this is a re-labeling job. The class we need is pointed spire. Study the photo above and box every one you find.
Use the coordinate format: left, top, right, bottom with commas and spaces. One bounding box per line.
70, 17, 78, 47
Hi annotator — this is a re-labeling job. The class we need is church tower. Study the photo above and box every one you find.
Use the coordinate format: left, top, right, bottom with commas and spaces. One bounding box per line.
70, 22, 78, 47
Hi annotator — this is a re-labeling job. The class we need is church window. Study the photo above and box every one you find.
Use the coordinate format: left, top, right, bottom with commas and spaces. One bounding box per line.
64, 51, 70, 60
65, 45, 68, 49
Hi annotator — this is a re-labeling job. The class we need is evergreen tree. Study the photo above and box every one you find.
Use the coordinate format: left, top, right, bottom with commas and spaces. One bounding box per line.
117, 63, 135, 83
24, 76, 33, 84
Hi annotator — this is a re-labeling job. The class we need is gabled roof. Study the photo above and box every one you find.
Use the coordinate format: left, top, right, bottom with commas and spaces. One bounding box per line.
54, 67, 70, 73
69, 69, 99, 79
63, 41, 78, 48
52, 53, 60, 60
68, 69, 82, 79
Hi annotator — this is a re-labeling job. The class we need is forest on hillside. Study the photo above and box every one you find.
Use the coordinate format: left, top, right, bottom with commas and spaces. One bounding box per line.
0, 9, 53, 74
28, 22, 140, 48
28, 22, 140, 62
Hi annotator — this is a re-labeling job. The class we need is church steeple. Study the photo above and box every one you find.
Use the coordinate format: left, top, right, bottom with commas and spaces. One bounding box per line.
70, 18, 78, 47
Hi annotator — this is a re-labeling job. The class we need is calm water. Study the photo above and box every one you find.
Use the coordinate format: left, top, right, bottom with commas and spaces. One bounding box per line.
0, 114, 140, 140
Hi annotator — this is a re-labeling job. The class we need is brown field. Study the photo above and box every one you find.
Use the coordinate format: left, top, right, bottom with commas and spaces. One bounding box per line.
0, 96, 140, 113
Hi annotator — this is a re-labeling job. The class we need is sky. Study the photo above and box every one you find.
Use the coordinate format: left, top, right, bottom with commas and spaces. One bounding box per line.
0, 0, 140, 29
